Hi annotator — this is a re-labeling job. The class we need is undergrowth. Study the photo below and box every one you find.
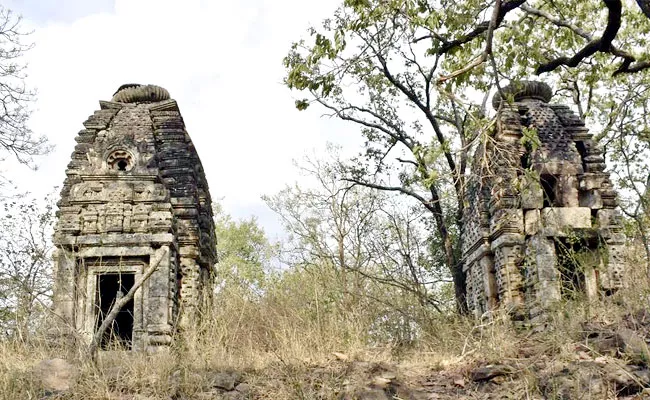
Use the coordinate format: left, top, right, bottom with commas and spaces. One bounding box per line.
0, 246, 648, 399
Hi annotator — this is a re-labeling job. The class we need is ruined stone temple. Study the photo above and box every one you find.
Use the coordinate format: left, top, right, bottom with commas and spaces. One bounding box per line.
462, 81, 626, 320
52, 84, 217, 350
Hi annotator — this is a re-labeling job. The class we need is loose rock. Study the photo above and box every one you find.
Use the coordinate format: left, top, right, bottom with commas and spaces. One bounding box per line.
33, 358, 75, 393
208, 371, 241, 391
470, 364, 515, 382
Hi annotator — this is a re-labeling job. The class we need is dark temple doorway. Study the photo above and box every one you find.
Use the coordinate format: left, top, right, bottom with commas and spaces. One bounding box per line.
96, 273, 135, 349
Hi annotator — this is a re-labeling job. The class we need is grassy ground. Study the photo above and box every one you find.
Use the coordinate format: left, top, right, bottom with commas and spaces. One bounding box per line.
2, 248, 650, 399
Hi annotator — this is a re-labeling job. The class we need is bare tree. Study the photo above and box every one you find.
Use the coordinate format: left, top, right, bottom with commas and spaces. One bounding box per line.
264, 151, 454, 316
0, 6, 49, 168
0, 193, 54, 340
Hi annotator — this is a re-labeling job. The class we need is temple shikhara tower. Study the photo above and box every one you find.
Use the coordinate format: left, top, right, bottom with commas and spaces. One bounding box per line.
462, 81, 626, 321
52, 84, 217, 350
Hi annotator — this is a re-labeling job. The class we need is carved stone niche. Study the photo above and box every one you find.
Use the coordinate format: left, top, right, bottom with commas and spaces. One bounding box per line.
106, 149, 135, 172
133, 183, 167, 202
71, 182, 134, 204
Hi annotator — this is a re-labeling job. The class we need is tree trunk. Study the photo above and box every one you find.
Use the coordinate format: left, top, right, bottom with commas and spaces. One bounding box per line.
427, 183, 467, 314
441, 231, 466, 314
451, 261, 467, 314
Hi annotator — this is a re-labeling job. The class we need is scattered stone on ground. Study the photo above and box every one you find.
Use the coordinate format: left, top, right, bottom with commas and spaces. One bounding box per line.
207, 371, 241, 391
27, 310, 650, 399
469, 364, 516, 382
33, 358, 75, 394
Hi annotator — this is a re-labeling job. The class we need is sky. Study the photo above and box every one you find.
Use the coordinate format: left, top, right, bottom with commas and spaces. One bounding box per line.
2, 0, 360, 239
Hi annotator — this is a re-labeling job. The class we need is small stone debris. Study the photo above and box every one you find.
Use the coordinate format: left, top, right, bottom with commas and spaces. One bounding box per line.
33, 358, 75, 394
208, 371, 241, 391
470, 364, 515, 382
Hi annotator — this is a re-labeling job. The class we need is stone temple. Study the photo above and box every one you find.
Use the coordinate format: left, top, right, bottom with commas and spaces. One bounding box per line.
462, 81, 626, 320
52, 84, 217, 350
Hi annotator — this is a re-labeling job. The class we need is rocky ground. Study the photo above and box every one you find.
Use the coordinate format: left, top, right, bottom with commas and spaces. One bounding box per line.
28, 309, 650, 399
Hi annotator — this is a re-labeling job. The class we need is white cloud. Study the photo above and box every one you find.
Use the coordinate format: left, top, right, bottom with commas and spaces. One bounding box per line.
7, 0, 361, 237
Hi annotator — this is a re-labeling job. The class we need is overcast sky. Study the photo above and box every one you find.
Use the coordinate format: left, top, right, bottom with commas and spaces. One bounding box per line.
2, 0, 360, 239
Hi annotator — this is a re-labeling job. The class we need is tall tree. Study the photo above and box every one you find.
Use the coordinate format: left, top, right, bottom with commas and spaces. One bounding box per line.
284, 0, 650, 311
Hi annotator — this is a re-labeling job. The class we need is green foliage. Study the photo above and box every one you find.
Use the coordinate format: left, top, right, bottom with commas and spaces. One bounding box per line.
213, 204, 278, 295
520, 127, 540, 153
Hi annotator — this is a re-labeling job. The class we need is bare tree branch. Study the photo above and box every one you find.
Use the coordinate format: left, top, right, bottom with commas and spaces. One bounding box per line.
437, 0, 506, 83
437, 0, 527, 55
534, 0, 650, 75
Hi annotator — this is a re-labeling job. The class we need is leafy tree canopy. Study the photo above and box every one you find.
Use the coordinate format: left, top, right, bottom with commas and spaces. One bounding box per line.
214, 203, 278, 294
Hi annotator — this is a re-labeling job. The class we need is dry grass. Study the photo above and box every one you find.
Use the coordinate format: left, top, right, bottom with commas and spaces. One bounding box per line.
0, 340, 52, 399
1, 246, 649, 399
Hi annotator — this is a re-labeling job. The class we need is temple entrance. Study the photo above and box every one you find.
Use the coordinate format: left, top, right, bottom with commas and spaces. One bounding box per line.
554, 237, 601, 300
96, 273, 135, 349
555, 239, 585, 299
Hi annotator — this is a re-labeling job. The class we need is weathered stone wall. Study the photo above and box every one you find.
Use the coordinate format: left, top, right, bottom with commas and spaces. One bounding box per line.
461, 81, 626, 320
52, 84, 217, 350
